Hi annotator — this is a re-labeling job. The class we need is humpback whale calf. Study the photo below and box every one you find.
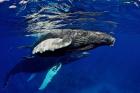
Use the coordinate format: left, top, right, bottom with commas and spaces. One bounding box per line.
32, 29, 115, 56
4, 29, 115, 90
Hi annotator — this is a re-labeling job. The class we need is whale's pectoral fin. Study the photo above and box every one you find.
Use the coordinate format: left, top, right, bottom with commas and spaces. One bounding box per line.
27, 73, 37, 82
32, 37, 72, 54
38, 63, 62, 90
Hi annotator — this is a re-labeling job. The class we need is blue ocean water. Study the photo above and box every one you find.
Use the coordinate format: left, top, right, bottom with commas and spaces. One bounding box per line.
0, 0, 140, 93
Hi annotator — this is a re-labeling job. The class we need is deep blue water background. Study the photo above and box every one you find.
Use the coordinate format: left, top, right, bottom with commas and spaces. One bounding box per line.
0, 0, 140, 93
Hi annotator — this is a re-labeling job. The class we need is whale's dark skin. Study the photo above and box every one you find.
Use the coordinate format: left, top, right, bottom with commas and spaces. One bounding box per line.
4, 30, 115, 88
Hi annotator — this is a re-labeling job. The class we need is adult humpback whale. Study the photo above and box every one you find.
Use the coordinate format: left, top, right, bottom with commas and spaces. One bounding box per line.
4, 29, 115, 91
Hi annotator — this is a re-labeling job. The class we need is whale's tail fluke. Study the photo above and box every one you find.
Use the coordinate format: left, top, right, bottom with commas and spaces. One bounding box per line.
3, 71, 12, 89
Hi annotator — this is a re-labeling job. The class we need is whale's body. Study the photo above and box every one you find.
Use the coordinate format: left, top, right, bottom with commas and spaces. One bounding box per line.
4, 30, 115, 91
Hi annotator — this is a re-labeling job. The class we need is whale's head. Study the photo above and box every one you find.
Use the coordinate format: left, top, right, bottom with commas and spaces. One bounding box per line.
90, 31, 115, 47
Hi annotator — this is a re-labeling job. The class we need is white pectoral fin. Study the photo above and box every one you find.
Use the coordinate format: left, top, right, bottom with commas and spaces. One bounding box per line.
32, 37, 72, 54
38, 63, 62, 90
